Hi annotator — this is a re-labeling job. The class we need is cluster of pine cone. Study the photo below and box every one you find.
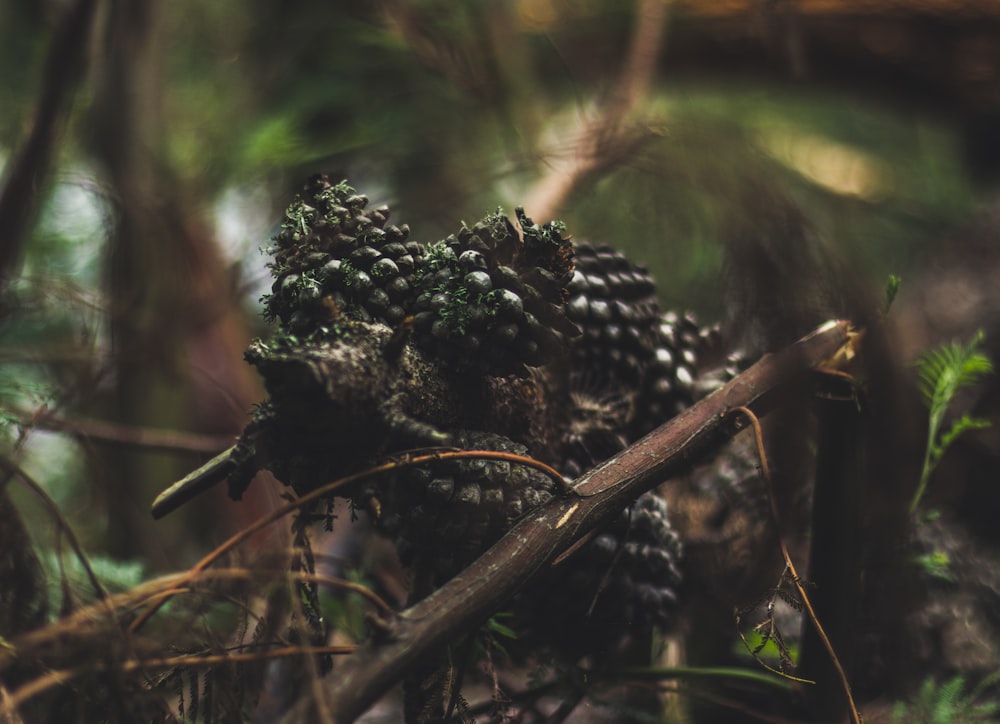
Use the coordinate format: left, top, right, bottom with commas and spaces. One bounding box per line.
264, 175, 576, 377
244, 175, 743, 652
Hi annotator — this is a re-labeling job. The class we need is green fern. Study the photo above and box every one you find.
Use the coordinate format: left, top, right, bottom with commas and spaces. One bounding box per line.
910, 331, 993, 514
891, 673, 1000, 723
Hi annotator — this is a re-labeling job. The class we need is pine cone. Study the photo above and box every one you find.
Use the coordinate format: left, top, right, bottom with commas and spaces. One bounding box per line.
514, 491, 684, 656
263, 174, 424, 332
559, 244, 718, 464
565, 243, 661, 390
157, 179, 769, 664
355, 430, 560, 582
410, 209, 578, 376
629, 310, 706, 437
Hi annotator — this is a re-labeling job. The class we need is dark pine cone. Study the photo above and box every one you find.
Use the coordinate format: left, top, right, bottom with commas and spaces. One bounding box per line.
263, 174, 423, 332
514, 491, 683, 657
355, 430, 560, 583
565, 242, 661, 390
410, 208, 579, 377
629, 310, 708, 438
237, 179, 757, 660
262, 178, 579, 378
559, 244, 721, 468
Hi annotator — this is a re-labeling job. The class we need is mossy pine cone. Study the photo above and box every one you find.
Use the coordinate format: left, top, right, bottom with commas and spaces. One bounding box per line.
356, 430, 559, 582
410, 209, 578, 376
263, 174, 423, 332
263, 179, 579, 376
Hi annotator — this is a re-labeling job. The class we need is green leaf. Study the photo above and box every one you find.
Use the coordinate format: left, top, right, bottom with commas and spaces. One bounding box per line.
936, 415, 992, 460
882, 273, 901, 316
486, 618, 518, 640
914, 550, 954, 582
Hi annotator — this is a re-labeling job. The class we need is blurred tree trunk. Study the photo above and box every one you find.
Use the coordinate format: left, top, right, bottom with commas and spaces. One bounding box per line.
0, 0, 98, 294
85, 0, 275, 565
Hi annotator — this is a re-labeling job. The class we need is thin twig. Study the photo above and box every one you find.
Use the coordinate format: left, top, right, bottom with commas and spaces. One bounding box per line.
133, 449, 570, 632
0, 564, 383, 716
7, 407, 236, 454
729, 405, 863, 724
0, 645, 356, 717
124, 644, 357, 670
0, 566, 383, 682
0, 457, 108, 603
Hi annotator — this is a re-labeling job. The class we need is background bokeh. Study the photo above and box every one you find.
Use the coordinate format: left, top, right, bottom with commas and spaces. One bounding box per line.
1, 3, 998, 715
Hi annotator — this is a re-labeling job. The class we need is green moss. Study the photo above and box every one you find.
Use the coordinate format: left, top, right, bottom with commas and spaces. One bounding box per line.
280, 198, 317, 243
517, 207, 567, 248
421, 241, 460, 275
436, 283, 476, 335
482, 207, 512, 241
338, 260, 360, 287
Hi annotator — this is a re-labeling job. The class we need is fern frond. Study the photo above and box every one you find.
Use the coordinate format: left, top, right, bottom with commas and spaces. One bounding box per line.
916, 330, 993, 416
934, 415, 992, 463
910, 331, 994, 514
932, 675, 967, 722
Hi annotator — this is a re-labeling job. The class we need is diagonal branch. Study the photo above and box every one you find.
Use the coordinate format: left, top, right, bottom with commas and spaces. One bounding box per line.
304, 319, 855, 722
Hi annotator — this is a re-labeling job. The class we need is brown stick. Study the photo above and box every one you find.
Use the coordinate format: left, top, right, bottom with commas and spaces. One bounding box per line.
9, 407, 236, 455
305, 319, 854, 723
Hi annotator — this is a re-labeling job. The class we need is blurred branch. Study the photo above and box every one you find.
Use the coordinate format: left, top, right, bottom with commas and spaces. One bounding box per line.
799, 375, 866, 720
86, 0, 267, 559
0, 563, 378, 715
0, 491, 48, 638
527, 0, 671, 221
0, 456, 108, 604
305, 319, 855, 722
379, 0, 495, 98
8, 407, 235, 455
0, 0, 100, 292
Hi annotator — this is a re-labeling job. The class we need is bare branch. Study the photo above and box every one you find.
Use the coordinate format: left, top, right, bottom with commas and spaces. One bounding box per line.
8, 407, 236, 455
306, 319, 855, 722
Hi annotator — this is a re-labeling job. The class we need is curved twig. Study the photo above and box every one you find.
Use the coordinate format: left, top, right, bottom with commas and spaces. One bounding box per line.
0, 456, 108, 603
133, 449, 570, 632
0, 644, 357, 717
729, 405, 862, 724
